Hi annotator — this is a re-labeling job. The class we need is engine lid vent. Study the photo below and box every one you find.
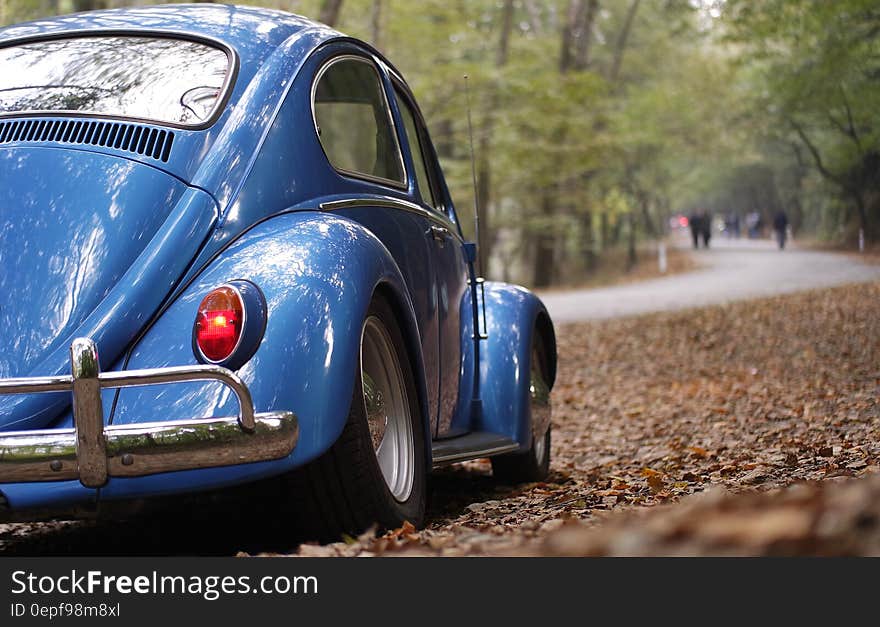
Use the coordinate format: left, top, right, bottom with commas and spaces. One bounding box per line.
0, 118, 175, 162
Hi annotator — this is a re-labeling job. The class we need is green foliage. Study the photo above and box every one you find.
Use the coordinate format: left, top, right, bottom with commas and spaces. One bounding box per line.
721, 0, 880, 241
2, 0, 872, 284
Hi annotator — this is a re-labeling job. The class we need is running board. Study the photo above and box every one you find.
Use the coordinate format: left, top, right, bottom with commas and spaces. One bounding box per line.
431, 432, 520, 469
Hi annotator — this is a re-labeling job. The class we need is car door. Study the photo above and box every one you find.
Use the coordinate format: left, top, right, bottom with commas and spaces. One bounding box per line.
390, 84, 473, 439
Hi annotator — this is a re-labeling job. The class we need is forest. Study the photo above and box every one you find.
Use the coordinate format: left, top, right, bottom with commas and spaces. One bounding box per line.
2, 0, 878, 288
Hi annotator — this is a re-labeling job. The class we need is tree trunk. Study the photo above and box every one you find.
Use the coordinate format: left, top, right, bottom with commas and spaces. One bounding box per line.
600, 212, 609, 249
371, 0, 383, 50
639, 192, 657, 237
559, 0, 581, 74
854, 190, 869, 240
581, 210, 596, 272
475, 0, 514, 275
72, 0, 107, 10
610, 214, 623, 246
627, 212, 637, 270
434, 119, 454, 159
319, 0, 343, 27
533, 194, 557, 287
532, 0, 599, 286
658, 196, 671, 237
496, 0, 514, 67
791, 118, 871, 240
573, 0, 599, 70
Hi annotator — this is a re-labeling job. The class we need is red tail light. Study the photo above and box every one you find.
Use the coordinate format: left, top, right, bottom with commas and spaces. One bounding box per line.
195, 286, 244, 362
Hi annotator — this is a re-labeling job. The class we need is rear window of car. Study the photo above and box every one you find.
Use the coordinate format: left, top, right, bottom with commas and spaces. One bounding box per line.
0, 36, 232, 126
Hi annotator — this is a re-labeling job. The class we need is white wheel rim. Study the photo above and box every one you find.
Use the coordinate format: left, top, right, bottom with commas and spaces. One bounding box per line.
533, 427, 547, 464
360, 316, 414, 502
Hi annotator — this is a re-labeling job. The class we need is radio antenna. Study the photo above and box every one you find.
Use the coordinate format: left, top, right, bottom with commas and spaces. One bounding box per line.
464, 74, 482, 276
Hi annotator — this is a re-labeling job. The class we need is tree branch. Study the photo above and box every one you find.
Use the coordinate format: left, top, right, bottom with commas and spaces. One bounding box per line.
609, 0, 641, 84
826, 110, 849, 138
839, 85, 864, 154
789, 118, 847, 188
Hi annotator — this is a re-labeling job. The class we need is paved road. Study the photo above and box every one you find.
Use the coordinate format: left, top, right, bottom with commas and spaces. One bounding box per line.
539, 235, 880, 323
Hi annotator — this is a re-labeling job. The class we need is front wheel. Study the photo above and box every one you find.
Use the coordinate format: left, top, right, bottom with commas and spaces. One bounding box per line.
288, 295, 426, 541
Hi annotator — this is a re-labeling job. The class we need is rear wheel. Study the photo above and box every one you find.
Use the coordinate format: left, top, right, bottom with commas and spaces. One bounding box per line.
491, 331, 552, 483
289, 295, 425, 541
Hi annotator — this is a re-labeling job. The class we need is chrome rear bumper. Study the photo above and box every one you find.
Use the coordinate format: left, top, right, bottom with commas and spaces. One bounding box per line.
0, 338, 298, 488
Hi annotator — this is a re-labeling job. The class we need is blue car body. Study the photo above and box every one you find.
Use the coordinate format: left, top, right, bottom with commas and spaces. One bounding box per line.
0, 4, 555, 519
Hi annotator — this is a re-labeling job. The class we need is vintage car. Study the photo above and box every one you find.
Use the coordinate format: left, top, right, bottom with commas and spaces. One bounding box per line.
0, 4, 555, 537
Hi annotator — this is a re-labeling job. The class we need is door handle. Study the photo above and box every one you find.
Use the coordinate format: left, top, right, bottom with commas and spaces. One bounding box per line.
428, 225, 450, 242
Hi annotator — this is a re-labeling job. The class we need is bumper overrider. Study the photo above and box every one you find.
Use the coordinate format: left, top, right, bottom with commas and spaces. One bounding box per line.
0, 338, 298, 489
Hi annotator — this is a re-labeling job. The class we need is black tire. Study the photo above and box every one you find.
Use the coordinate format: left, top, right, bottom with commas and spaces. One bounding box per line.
491, 426, 551, 484
287, 295, 426, 541
491, 331, 552, 484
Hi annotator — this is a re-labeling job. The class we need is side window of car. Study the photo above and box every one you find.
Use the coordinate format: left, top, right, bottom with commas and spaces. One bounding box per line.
313, 56, 404, 186
393, 88, 438, 210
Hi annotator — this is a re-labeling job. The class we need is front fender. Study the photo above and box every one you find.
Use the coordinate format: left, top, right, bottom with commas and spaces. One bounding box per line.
99, 211, 429, 500
479, 282, 556, 449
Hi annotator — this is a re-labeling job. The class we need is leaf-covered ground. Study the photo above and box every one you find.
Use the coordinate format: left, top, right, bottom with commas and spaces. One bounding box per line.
3, 281, 878, 556
287, 281, 880, 556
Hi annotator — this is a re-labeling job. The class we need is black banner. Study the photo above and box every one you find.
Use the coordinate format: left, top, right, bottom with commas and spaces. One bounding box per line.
0, 557, 872, 623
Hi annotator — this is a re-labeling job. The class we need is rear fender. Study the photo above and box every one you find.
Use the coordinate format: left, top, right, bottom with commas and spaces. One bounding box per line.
479, 282, 556, 449
99, 211, 430, 500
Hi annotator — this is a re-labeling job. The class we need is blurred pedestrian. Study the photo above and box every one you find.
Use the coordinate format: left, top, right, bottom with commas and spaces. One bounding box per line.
745, 211, 758, 238
773, 209, 789, 250
689, 208, 712, 249
700, 209, 712, 248
724, 213, 734, 239
730, 212, 741, 238
689, 209, 703, 249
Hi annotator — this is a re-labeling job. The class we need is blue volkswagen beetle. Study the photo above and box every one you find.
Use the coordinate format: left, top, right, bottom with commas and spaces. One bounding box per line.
0, 4, 555, 537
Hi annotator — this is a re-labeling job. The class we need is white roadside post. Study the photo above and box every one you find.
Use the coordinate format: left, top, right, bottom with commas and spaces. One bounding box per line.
658, 241, 667, 274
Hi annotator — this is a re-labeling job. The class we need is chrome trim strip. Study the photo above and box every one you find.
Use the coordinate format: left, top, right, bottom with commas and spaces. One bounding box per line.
0, 375, 72, 394
432, 443, 520, 468
430, 432, 521, 468
0, 412, 297, 483
2, 364, 256, 432
99, 366, 256, 432
321, 196, 462, 238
